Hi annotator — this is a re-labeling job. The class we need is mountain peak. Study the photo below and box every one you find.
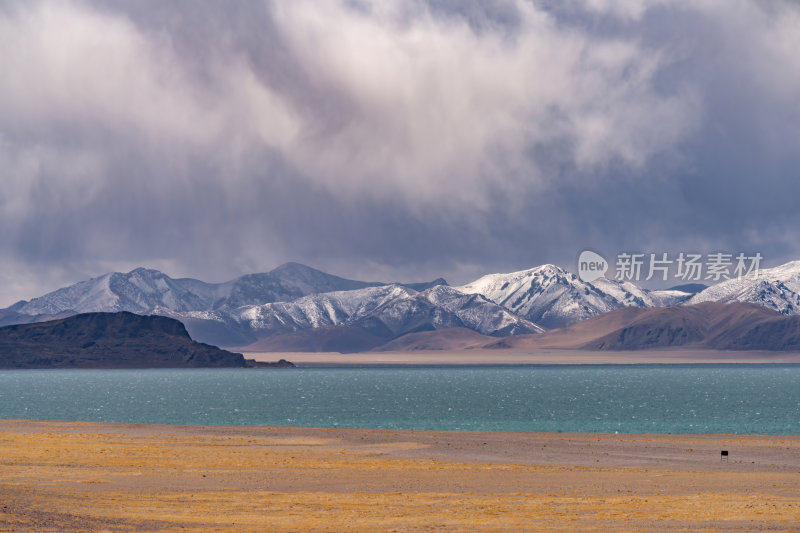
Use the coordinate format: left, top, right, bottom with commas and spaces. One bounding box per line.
401, 277, 448, 291
269, 262, 322, 276
688, 259, 800, 314
532, 263, 570, 274
126, 267, 167, 278
456, 262, 651, 329
760, 260, 800, 279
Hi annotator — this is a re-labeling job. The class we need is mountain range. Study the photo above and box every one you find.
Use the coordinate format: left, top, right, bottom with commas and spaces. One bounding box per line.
3, 260, 800, 352
454, 264, 693, 328
687, 260, 800, 313
6, 262, 444, 316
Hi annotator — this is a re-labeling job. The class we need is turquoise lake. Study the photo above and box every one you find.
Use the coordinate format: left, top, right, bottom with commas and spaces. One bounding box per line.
0, 365, 798, 434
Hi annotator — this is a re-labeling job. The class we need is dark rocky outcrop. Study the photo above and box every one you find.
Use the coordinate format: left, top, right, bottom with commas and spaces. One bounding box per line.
0, 312, 249, 368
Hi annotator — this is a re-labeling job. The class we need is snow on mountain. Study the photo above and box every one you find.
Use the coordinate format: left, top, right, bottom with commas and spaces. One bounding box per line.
9, 268, 227, 316
2, 265, 465, 346
8, 263, 397, 316
688, 260, 800, 314
225, 284, 541, 340
230, 285, 405, 333
14, 259, 800, 349
646, 289, 694, 307
424, 285, 543, 336
456, 264, 655, 329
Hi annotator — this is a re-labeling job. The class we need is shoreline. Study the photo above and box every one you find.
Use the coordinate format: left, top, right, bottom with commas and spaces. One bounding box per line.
245, 348, 800, 366
3, 417, 800, 437
1, 419, 799, 531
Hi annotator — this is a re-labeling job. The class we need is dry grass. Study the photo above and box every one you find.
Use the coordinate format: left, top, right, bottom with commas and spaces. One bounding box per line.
0, 420, 798, 531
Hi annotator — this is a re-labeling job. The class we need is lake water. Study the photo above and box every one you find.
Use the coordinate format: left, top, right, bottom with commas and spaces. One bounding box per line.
0, 365, 798, 434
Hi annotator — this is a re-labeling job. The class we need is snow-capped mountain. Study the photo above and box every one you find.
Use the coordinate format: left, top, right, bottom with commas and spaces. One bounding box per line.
455, 264, 658, 329
9, 264, 541, 347
7, 263, 429, 316
423, 285, 543, 336
9, 259, 800, 351
9, 268, 227, 316
689, 260, 800, 314
216, 284, 541, 341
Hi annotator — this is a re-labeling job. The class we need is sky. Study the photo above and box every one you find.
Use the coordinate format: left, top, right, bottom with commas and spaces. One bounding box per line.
1, 0, 800, 306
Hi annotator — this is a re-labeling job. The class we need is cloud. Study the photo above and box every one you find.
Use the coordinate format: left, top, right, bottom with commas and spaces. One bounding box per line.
578, 0, 668, 21
0, 0, 799, 304
267, 0, 699, 208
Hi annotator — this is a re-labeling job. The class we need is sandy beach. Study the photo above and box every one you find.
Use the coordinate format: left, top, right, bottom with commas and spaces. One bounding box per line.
245, 348, 800, 366
0, 420, 798, 531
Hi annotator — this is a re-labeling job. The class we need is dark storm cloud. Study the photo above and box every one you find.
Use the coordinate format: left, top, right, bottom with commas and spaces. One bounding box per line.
1, 0, 799, 303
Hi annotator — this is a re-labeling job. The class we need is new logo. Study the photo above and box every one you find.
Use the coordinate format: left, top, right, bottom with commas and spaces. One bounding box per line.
578, 250, 608, 282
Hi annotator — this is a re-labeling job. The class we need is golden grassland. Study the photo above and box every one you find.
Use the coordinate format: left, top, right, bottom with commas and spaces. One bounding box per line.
0, 420, 798, 531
